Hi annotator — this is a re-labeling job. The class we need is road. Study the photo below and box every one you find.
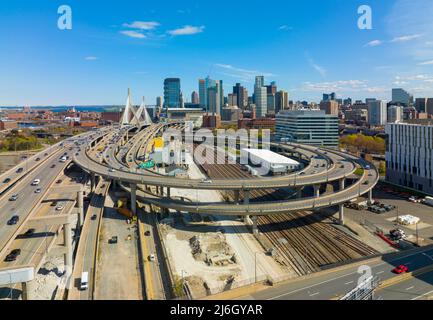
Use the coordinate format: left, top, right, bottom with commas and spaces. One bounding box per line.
244, 246, 433, 300
68, 180, 110, 300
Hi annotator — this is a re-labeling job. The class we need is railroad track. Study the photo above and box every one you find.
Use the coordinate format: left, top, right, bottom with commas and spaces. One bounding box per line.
196, 145, 378, 276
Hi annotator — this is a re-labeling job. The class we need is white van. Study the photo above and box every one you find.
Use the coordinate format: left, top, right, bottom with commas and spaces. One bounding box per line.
60, 156, 67, 163
32, 179, 41, 186
80, 272, 89, 291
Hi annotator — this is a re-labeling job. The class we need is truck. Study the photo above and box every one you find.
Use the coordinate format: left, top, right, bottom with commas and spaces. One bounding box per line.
424, 196, 433, 207
80, 272, 89, 291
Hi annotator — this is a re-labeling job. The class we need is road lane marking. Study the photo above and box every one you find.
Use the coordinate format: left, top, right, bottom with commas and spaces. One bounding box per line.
309, 292, 320, 297
422, 253, 433, 261
406, 286, 415, 290
345, 281, 354, 285
376, 271, 385, 275
268, 248, 433, 300
412, 289, 433, 300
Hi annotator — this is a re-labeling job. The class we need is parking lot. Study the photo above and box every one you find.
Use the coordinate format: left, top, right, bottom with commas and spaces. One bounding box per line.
344, 183, 433, 246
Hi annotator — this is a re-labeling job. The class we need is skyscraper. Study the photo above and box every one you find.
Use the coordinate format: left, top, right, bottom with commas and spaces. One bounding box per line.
266, 82, 277, 113
368, 100, 387, 126
392, 88, 413, 106
233, 83, 247, 109
415, 98, 427, 113
156, 96, 163, 108
254, 76, 267, 117
191, 91, 199, 104
275, 90, 289, 113
163, 78, 181, 109
199, 79, 206, 108
323, 92, 336, 102
320, 100, 339, 116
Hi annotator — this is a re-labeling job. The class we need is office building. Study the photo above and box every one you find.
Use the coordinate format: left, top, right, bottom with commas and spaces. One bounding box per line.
368, 100, 387, 126
275, 90, 289, 113
427, 98, 433, 116
221, 106, 242, 121
156, 96, 163, 108
191, 91, 199, 104
254, 76, 267, 117
275, 110, 339, 147
415, 98, 427, 113
320, 100, 339, 116
392, 88, 413, 106
233, 83, 248, 109
163, 78, 181, 109
228, 94, 237, 107
387, 105, 403, 123
323, 92, 336, 101
386, 122, 433, 194
198, 79, 206, 108
207, 81, 223, 115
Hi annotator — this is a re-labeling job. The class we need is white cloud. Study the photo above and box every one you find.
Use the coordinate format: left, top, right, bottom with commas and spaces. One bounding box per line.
168, 25, 205, 36
215, 64, 276, 82
418, 60, 433, 65
390, 34, 423, 43
307, 58, 326, 77
84, 56, 98, 61
120, 30, 146, 39
278, 25, 293, 31
365, 40, 382, 47
123, 21, 160, 30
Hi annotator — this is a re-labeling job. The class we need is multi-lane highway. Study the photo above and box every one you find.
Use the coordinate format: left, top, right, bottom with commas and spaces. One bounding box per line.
244, 246, 433, 300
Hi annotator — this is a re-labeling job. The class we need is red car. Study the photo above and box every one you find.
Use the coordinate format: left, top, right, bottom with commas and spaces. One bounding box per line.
393, 265, 409, 274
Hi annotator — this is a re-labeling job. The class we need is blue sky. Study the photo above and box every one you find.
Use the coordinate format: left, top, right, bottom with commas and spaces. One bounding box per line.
1, 0, 433, 106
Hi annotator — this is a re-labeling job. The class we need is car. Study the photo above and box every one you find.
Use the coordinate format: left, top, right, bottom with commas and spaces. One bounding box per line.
35, 188, 42, 194
7, 215, 19, 225
392, 265, 409, 274
56, 205, 64, 211
109, 236, 118, 244
56, 179, 62, 184
51, 164, 56, 168
9, 194, 19, 201
4, 249, 21, 262
16, 168, 24, 173
3, 178, 11, 183
109, 168, 116, 173
35, 158, 40, 161
363, 181, 369, 185
31, 179, 40, 186
91, 214, 97, 221
44, 153, 48, 156
300, 172, 306, 175
145, 231, 151, 236
148, 254, 156, 262
51, 201, 58, 207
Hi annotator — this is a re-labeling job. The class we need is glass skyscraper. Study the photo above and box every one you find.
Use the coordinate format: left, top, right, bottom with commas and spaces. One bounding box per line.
164, 78, 181, 109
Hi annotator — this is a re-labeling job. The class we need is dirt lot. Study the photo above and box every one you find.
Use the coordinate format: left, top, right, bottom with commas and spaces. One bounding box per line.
94, 192, 143, 300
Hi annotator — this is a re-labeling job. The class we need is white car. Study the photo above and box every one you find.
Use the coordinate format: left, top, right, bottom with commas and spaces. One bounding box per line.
109, 168, 116, 173
56, 205, 65, 211
35, 188, 42, 194
149, 254, 156, 262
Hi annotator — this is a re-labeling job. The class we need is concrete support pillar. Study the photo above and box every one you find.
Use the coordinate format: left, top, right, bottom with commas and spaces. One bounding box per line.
339, 178, 346, 191
77, 191, 84, 227
313, 184, 320, 198
131, 184, 137, 215
64, 223, 73, 276
252, 216, 259, 234
243, 190, 250, 224
234, 190, 240, 204
368, 189, 373, 204
338, 204, 345, 225
167, 187, 171, 198
90, 173, 96, 193
21, 280, 37, 300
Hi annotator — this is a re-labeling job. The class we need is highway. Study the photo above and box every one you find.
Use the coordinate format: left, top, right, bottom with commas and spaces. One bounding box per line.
68, 179, 110, 300
244, 246, 433, 300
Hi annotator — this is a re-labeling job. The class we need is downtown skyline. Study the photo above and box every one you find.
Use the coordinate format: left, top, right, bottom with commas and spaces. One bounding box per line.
2, 0, 433, 106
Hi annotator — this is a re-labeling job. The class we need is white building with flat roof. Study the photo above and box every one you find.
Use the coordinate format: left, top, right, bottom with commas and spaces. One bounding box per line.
242, 148, 301, 175
386, 122, 433, 195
